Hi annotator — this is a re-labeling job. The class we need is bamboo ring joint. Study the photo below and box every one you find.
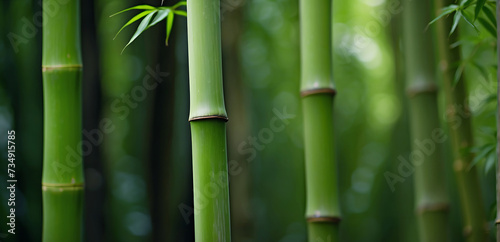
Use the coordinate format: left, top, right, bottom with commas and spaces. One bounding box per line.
300, 88, 337, 97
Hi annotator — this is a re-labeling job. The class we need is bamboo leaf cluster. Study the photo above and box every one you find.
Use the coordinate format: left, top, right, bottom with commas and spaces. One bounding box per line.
111, 2, 187, 52
430, 0, 497, 37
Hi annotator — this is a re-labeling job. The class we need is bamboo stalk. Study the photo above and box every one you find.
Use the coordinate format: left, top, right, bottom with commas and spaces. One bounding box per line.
299, 0, 340, 241
42, 0, 84, 241
402, 0, 449, 241
496, 1, 500, 240
187, 0, 231, 241
432, 0, 488, 240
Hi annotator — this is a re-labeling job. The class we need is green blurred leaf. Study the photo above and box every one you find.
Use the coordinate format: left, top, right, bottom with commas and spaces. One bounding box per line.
478, 17, 497, 37
123, 11, 157, 53
148, 9, 171, 29
469, 144, 495, 170
110, 5, 156, 17
429, 5, 459, 26
484, 151, 496, 173
450, 11, 462, 35
172, 1, 187, 9
174, 10, 187, 17
474, 0, 487, 21
165, 12, 175, 46
471, 60, 490, 80
453, 62, 465, 85
482, 5, 497, 28
482, 94, 497, 105
114, 10, 155, 40
461, 11, 479, 33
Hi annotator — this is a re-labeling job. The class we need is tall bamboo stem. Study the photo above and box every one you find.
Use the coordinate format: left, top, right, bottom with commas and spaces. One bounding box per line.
496, 0, 500, 240
402, 0, 449, 241
42, 0, 84, 241
187, 0, 231, 241
300, 0, 340, 241
433, 0, 488, 240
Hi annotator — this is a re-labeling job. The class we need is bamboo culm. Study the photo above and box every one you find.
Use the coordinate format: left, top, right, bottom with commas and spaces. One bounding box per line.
187, 0, 231, 241
299, 0, 340, 241
42, 0, 84, 241
496, 0, 500, 241
433, 0, 488, 240
402, 0, 449, 241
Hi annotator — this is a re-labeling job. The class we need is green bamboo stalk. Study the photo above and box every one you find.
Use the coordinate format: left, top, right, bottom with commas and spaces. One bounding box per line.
42, 0, 84, 241
432, 0, 488, 241
187, 0, 231, 241
402, 0, 450, 241
299, 0, 340, 241
496, 1, 500, 240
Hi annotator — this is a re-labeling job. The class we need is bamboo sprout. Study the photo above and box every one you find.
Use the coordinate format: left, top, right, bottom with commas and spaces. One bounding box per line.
433, 0, 488, 240
402, 0, 449, 241
42, 0, 84, 241
187, 0, 231, 241
299, 0, 340, 240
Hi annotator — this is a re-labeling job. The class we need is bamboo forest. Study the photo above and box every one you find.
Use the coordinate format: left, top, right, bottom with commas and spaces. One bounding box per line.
1, 0, 500, 241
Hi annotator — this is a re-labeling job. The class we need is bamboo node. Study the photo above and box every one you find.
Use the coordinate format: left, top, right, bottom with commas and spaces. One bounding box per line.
416, 202, 449, 214
42, 182, 84, 188
463, 225, 472, 237
42, 64, 83, 72
406, 82, 438, 97
453, 160, 465, 172
189, 115, 229, 122
300, 88, 337, 97
306, 216, 341, 223
495, 219, 500, 224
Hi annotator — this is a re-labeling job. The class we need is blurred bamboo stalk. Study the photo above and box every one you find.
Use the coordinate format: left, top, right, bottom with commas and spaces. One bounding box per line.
433, 0, 488, 240
187, 0, 231, 241
402, 0, 449, 241
299, 0, 340, 240
496, 0, 500, 240
42, 0, 84, 241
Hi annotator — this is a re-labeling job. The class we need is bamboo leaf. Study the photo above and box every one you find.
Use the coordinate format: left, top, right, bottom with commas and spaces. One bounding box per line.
461, 0, 475, 8
474, 0, 487, 21
123, 11, 157, 53
478, 17, 497, 37
172, 1, 187, 9
110, 5, 156, 17
461, 11, 479, 33
483, 4, 497, 27
471, 60, 490, 81
174, 10, 187, 16
469, 144, 495, 170
148, 9, 171, 29
453, 62, 465, 85
482, 94, 497, 105
450, 11, 462, 35
428, 5, 459, 26
484, 151, 496, 173
165, 12, 174, 46
114, 10, 154, 40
